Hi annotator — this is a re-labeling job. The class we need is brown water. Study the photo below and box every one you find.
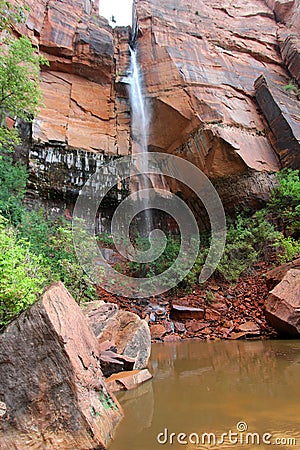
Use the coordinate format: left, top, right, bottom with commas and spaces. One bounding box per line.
108, 340, 300, 450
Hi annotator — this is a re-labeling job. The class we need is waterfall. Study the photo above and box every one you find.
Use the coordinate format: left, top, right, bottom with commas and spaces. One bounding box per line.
128, 47, 152, 236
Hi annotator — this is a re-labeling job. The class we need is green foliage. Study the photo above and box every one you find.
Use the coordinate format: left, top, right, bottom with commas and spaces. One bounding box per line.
99, 391, 119, 411
0, 1, 49, 223
0, 2, 96, 327
128, 234, 181, 278
181, 246, 208, 292
0, 214, 47, 327
217, 213, 271, 282
97, 232, 114, 246
0, 208, 98, 328
0, 0, 29, 33
18, 211, 98, 304
0, 35, 48, 125
205, 290, 214, 304
283, 80, 300, 100
268, 169, 300, 237
0, 152, 28, 224
273, 234, 300, 264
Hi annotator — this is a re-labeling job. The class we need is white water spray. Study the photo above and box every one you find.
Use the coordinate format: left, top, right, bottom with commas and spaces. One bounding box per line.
128, 47, 152, 235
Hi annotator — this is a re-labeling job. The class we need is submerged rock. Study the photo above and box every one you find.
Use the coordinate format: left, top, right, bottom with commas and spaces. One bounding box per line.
84, 301, 151, 370
105, 369, 153, 393
0, 282, 123, 450
265, 269, 300, 336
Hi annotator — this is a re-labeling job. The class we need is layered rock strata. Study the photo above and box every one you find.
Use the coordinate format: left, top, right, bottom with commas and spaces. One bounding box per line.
11, 0, 300, 220
133, 0, 299, 213
13, 0, 131, 216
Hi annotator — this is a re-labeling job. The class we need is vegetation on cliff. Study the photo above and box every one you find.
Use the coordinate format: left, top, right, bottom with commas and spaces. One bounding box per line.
0, 1, 96, 327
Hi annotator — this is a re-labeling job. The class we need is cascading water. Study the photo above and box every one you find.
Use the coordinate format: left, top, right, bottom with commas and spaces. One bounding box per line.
128, 46, 153, 236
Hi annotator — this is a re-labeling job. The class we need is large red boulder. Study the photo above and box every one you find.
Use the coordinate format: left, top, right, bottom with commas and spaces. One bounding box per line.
0, 282, 123, 449
264, 269, 300, 336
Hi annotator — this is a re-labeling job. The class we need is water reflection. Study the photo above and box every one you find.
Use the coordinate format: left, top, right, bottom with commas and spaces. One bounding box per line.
109, 341, 300, 450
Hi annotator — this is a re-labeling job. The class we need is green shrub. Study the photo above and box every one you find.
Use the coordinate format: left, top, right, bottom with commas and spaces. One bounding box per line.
128, 233, 181, 277
283, 80, 300, 99
268, 168, 300, 237
0, 215, 47, 327
273, 234, 300, 263
0, 152, 28, 224
205, 290, 214, 304
18, 212, 98, 304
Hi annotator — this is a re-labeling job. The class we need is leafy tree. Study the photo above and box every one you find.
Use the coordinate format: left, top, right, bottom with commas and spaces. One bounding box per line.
0, 0, 48, 223
0, 35, 48, 127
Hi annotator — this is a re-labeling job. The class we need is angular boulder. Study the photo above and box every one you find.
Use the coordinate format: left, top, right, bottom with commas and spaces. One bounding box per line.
84, 301, 151, 370
265, 257, 300, 291
170, 305, 205, 321
100, 351, 135, 377
0, 282, 123, 450
264, 269, 300, 336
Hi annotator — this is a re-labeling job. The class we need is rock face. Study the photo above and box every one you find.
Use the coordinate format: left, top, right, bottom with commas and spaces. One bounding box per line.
14, 0, 131, 216
13, 0, 300, 221
0, 282, 123, 450
265, 269, 300, 336
84, 301, 151, 370
133, 0, 299, 214
255, 75, 300, 169
16, 0, 130, 155
265, 0, 300, 84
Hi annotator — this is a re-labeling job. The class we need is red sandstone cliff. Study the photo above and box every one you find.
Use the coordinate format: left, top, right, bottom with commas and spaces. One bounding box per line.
11, 0, 300, 216
13, 0, 131, 155
133, 0, 299, 212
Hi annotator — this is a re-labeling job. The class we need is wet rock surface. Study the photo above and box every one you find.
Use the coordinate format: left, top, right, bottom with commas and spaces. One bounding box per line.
16, 0, 131, 155
15, 0, 299, 221
0, 282, 123, 450
15, 0, 131, 216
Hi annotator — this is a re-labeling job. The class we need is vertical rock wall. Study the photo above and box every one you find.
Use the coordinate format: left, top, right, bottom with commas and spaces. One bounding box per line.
12, 0, 131, 218
11, 0, 300, 219
133, 0, 299, 214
